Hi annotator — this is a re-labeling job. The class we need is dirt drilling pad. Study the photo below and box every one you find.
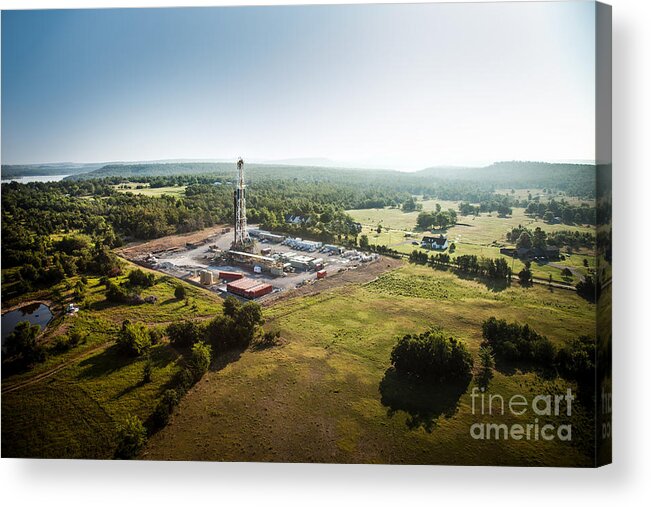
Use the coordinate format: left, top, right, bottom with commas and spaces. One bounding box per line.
260, 256, 403, 307
116, 225, 403, 304
117, 225, 229, 260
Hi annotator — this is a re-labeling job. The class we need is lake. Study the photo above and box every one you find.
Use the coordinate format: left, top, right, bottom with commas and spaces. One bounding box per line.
1, 303, 53, 346
2, 174, 71, 184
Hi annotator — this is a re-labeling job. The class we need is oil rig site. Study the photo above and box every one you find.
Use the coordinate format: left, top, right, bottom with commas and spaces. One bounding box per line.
128, 159, 379, 300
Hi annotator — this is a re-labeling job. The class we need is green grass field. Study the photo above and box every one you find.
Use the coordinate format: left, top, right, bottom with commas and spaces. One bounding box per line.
113, 183, 187, 197
1, 264, 223, 458
494, 188, 594, 207
2, 209, 599, 464
348, 198, 595, 284
144, 263, 596, 465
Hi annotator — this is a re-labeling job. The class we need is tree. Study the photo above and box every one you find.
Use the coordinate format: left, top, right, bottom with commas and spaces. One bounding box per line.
4, 321, 44, 364
561, 267, 573, 278
390, 331, 473, 383
206, 300, 264, 353
518, 267, 532, 286
516, 229, 533, 249
359, 234, 370, 249
115, 415, 147, 459
477, 345, 495, 389
236, 302, 264, 341
532, 227, 547, 249
105, 280, 129, 303
402, 197, 417, 212
142, 358, 153, 383
152, 389, 180, 428
556, 335, 595, 385
222, 296, 240, 319
576, 275, 597, 302
116, 320, 152, 356
166, 320, 205, 348
174, 284, 186, 300
128, 268, 155, 287
189, 341, 212, 381
481, 317, 556, 367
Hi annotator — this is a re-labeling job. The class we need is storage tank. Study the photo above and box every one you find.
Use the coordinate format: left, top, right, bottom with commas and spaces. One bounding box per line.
200, 270, 214, 285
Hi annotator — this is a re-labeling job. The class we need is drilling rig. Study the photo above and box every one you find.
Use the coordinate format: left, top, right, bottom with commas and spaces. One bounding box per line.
232, 158, 253, 252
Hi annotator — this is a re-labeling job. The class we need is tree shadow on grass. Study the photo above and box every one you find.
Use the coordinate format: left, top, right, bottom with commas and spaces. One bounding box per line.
453, 271, 510, 293
76, 345, 131, 379
210, 346, 246, 373
87, 299, 123, 312
379, 368, 471, 432
492, 357, 557, 381
77, 343, 176, 380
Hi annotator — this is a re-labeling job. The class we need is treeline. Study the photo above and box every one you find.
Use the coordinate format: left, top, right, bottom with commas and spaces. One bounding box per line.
418, 161, 596, 198
458, 194, 517, 216
481, 317, 595, 386
113, 295, 274, 458
409, 250, 512, 282
507, 225, 595, 251
2, 232, 122, 298
525, 199, 596, 225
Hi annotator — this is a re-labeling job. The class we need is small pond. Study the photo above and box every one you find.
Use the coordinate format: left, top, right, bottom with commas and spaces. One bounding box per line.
1, 303, 53, 346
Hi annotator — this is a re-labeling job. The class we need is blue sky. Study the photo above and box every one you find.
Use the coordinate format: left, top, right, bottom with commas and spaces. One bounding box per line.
1, 2, 596, 169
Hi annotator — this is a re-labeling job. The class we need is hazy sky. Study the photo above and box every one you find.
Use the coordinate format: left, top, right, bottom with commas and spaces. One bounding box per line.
1, 2, 596, 169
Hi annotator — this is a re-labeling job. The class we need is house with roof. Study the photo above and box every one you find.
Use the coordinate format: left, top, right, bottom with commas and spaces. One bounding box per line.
421, 235, 449, 251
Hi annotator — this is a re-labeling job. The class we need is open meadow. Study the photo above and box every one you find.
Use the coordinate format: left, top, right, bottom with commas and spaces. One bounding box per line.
347, 198, 596, 284
143, 263, 596, 466
113, 183, 187, 198
1, 265, 223, 458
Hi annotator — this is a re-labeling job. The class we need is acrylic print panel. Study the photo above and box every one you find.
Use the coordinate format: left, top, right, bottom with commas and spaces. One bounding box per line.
0, 1, 611, 467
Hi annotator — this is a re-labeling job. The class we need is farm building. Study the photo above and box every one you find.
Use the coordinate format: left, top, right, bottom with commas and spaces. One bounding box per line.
285, 214, 310, 225
226, 277, 273, 299
421, 235, 449, 250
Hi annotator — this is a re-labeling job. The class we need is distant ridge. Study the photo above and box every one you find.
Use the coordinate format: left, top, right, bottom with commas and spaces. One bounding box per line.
3, 159, 596, 198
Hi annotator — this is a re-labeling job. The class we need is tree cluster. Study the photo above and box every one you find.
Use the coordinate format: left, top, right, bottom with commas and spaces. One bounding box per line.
481, 317, 596, 385
525, 199, 596, 225
390, 331, 473, 383
416, 208, 458, 230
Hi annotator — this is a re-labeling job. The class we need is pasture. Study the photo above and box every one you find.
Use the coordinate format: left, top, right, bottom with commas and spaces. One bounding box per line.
348, 198, 596, 283
1, 264, 223, 458
113, 183, 187, 198
144, 263, 596, 465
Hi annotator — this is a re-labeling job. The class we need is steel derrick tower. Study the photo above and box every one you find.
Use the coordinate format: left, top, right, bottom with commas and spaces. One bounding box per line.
232, 158, 252, 251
